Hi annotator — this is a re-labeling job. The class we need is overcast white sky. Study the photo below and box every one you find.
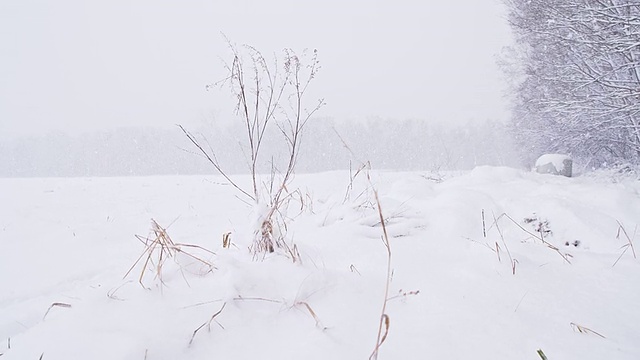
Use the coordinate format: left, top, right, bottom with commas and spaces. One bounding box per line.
0, 0, 512, 137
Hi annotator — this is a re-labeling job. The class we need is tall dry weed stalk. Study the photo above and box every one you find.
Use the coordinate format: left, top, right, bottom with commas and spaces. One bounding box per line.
369, 175, 392, 360
180, 41, 324, 259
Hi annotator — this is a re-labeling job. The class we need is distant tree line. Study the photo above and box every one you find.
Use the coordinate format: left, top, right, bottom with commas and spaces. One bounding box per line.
503, 0, 640, 167
0, 128, 212, 177
0, 119, 518, 178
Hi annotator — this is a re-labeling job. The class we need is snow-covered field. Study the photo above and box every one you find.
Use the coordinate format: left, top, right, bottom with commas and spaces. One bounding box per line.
1, 167, 639, 359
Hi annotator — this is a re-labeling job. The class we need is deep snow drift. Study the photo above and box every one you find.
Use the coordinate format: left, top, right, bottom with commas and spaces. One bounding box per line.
1, 167, 639, 359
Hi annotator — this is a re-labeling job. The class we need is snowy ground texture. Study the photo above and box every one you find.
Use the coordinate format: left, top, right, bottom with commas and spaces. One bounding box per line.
1, 167, 639, 359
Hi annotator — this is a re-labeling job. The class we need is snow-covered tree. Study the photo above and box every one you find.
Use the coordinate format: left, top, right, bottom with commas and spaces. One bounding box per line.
504, 0, 640, 167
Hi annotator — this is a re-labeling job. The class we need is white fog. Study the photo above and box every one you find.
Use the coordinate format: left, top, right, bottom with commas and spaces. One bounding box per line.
0, 0, 513, 177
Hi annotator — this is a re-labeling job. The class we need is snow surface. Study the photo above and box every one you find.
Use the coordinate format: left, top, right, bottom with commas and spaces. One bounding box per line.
1, 167, 639, 359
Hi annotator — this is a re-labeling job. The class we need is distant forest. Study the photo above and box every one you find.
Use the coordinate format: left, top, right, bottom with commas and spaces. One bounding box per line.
0, 119, 518, 177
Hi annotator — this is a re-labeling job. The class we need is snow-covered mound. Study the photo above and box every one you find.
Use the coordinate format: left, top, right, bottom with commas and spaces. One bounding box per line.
535, 153, 572, 177
1, 167, 638, 359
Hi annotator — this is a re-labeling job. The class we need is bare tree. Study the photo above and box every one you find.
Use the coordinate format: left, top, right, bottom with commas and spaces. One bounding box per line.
180, 42, 324, 257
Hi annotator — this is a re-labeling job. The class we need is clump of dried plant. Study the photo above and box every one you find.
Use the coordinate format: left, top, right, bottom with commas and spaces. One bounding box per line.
124, 219, 215, 289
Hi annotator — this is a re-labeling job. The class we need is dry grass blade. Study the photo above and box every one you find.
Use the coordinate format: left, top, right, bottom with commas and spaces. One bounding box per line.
233, 295, 283, 304
370, 314, 391, 360
222, 232, 232, 249
283, 241, 302, 264
482, 209, 487, 238
379, 314, 390, 346
612, 244, 631, 267
492, 212, 518, 275
189, 303, 227, 346
0, 337, 7, 357
537, 349, 548, 360
107, 281, 133, 301
613, 221, 637, 267
570, 322, 606, 338
349, 264, 361, 275
181, 299, 225, 310
619, 221, 637, 258
43, 302, 71, 320
295, 301, 325, 329
465, 236, 499, 255
172, 243, 216, 264
344, 161, 371, 203
513, 291, 529, 313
